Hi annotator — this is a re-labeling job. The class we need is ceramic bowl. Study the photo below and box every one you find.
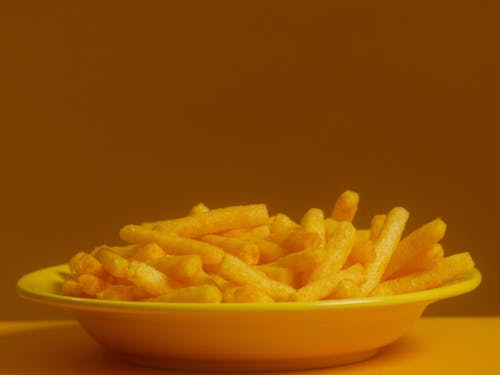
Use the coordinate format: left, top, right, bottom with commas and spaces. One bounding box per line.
17, 264, 481, 371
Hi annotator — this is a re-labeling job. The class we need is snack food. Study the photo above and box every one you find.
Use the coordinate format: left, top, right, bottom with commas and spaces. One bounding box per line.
61, 191, 475, 303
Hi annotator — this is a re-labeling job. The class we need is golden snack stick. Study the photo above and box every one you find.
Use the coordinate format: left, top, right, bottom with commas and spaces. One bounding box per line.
109, 245, 138, 259
290, 264, 365, 302
68, 252, 104, 277
189, 202, 210, 215
324, 218, 339, 242
150, 285, 222, 303
120, 225, 224, 265
361, 207, 410, 295
371, 252, 474, 296
245, 236, 285, 264
248, 225, 271, 238
180, 268, 224, 289
202, 262, 221, 275
392, 243, 444, 277
220, 227, 284, 263
221, 285, 239, 302
127, 260, 171, 296
347, 239, 376, 265
383, 217, 447, 280
218, 254, 295, 301
268, 215, 275, 226
270, 247, 327, 273
282, 228, 322, 253
356, 229, 370, 242
205, 273, 231, 290
331, 190, 360, 222
221, 282, 274, 303
132, 243, 166, 263
254, 265, 295, 285
225, 285, 274, 303
309, 221, 357, 281
149, 255, 204, 284
61, 278, 84, 297
221, 228, 247, 237
140, 205, 267, 233
138, 219, 162, 230
330, 279, 364, 299
90, 245, 138, 259
187, 274, 217, 289
294, 271, 313, 289
110, 276, 133, 286
301, 208, 326, 246
418, 243, 445, 269
201, 234, 259, 265
93, 247, 129, 279
78, 274, 110, 297
96, 285, 150, 301
370, 214, 386, 241
269, 213, 299, 245
224, 225, 271, 239
153, 204, 269, 238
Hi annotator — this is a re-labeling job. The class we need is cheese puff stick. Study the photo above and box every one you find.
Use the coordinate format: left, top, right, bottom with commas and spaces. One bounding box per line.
120, 225, 224, 265
154, 204, 269, 237
290, 264, 365, 302
309, 221, 356, 281
218, 254, 295, 301
301, 208, 326, 246
150, 285, 222, 303
361, 207, 409, 295
372, 252, 474, 296
201, 234, 259, 265
331, 190, 360, 222
383, 218, 446, 280
189, 203, 210, 215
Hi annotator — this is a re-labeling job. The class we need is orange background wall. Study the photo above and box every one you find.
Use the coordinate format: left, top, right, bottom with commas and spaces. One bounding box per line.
2, 1, 498, 319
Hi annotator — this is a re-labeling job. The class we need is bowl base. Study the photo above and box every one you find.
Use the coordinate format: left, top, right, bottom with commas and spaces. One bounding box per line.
120, 348, 379, 372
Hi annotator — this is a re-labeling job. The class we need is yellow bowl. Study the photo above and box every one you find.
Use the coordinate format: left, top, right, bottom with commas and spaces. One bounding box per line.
17, 265, 481, 372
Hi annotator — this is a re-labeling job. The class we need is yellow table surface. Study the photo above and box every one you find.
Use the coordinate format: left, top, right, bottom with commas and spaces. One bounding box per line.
0, 317, 498, 374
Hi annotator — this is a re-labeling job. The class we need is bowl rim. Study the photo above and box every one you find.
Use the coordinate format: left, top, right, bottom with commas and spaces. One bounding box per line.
17, 264, 481, 313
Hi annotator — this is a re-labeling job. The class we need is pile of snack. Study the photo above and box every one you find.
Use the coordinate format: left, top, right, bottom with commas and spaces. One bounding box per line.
61, 190, 474, 303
